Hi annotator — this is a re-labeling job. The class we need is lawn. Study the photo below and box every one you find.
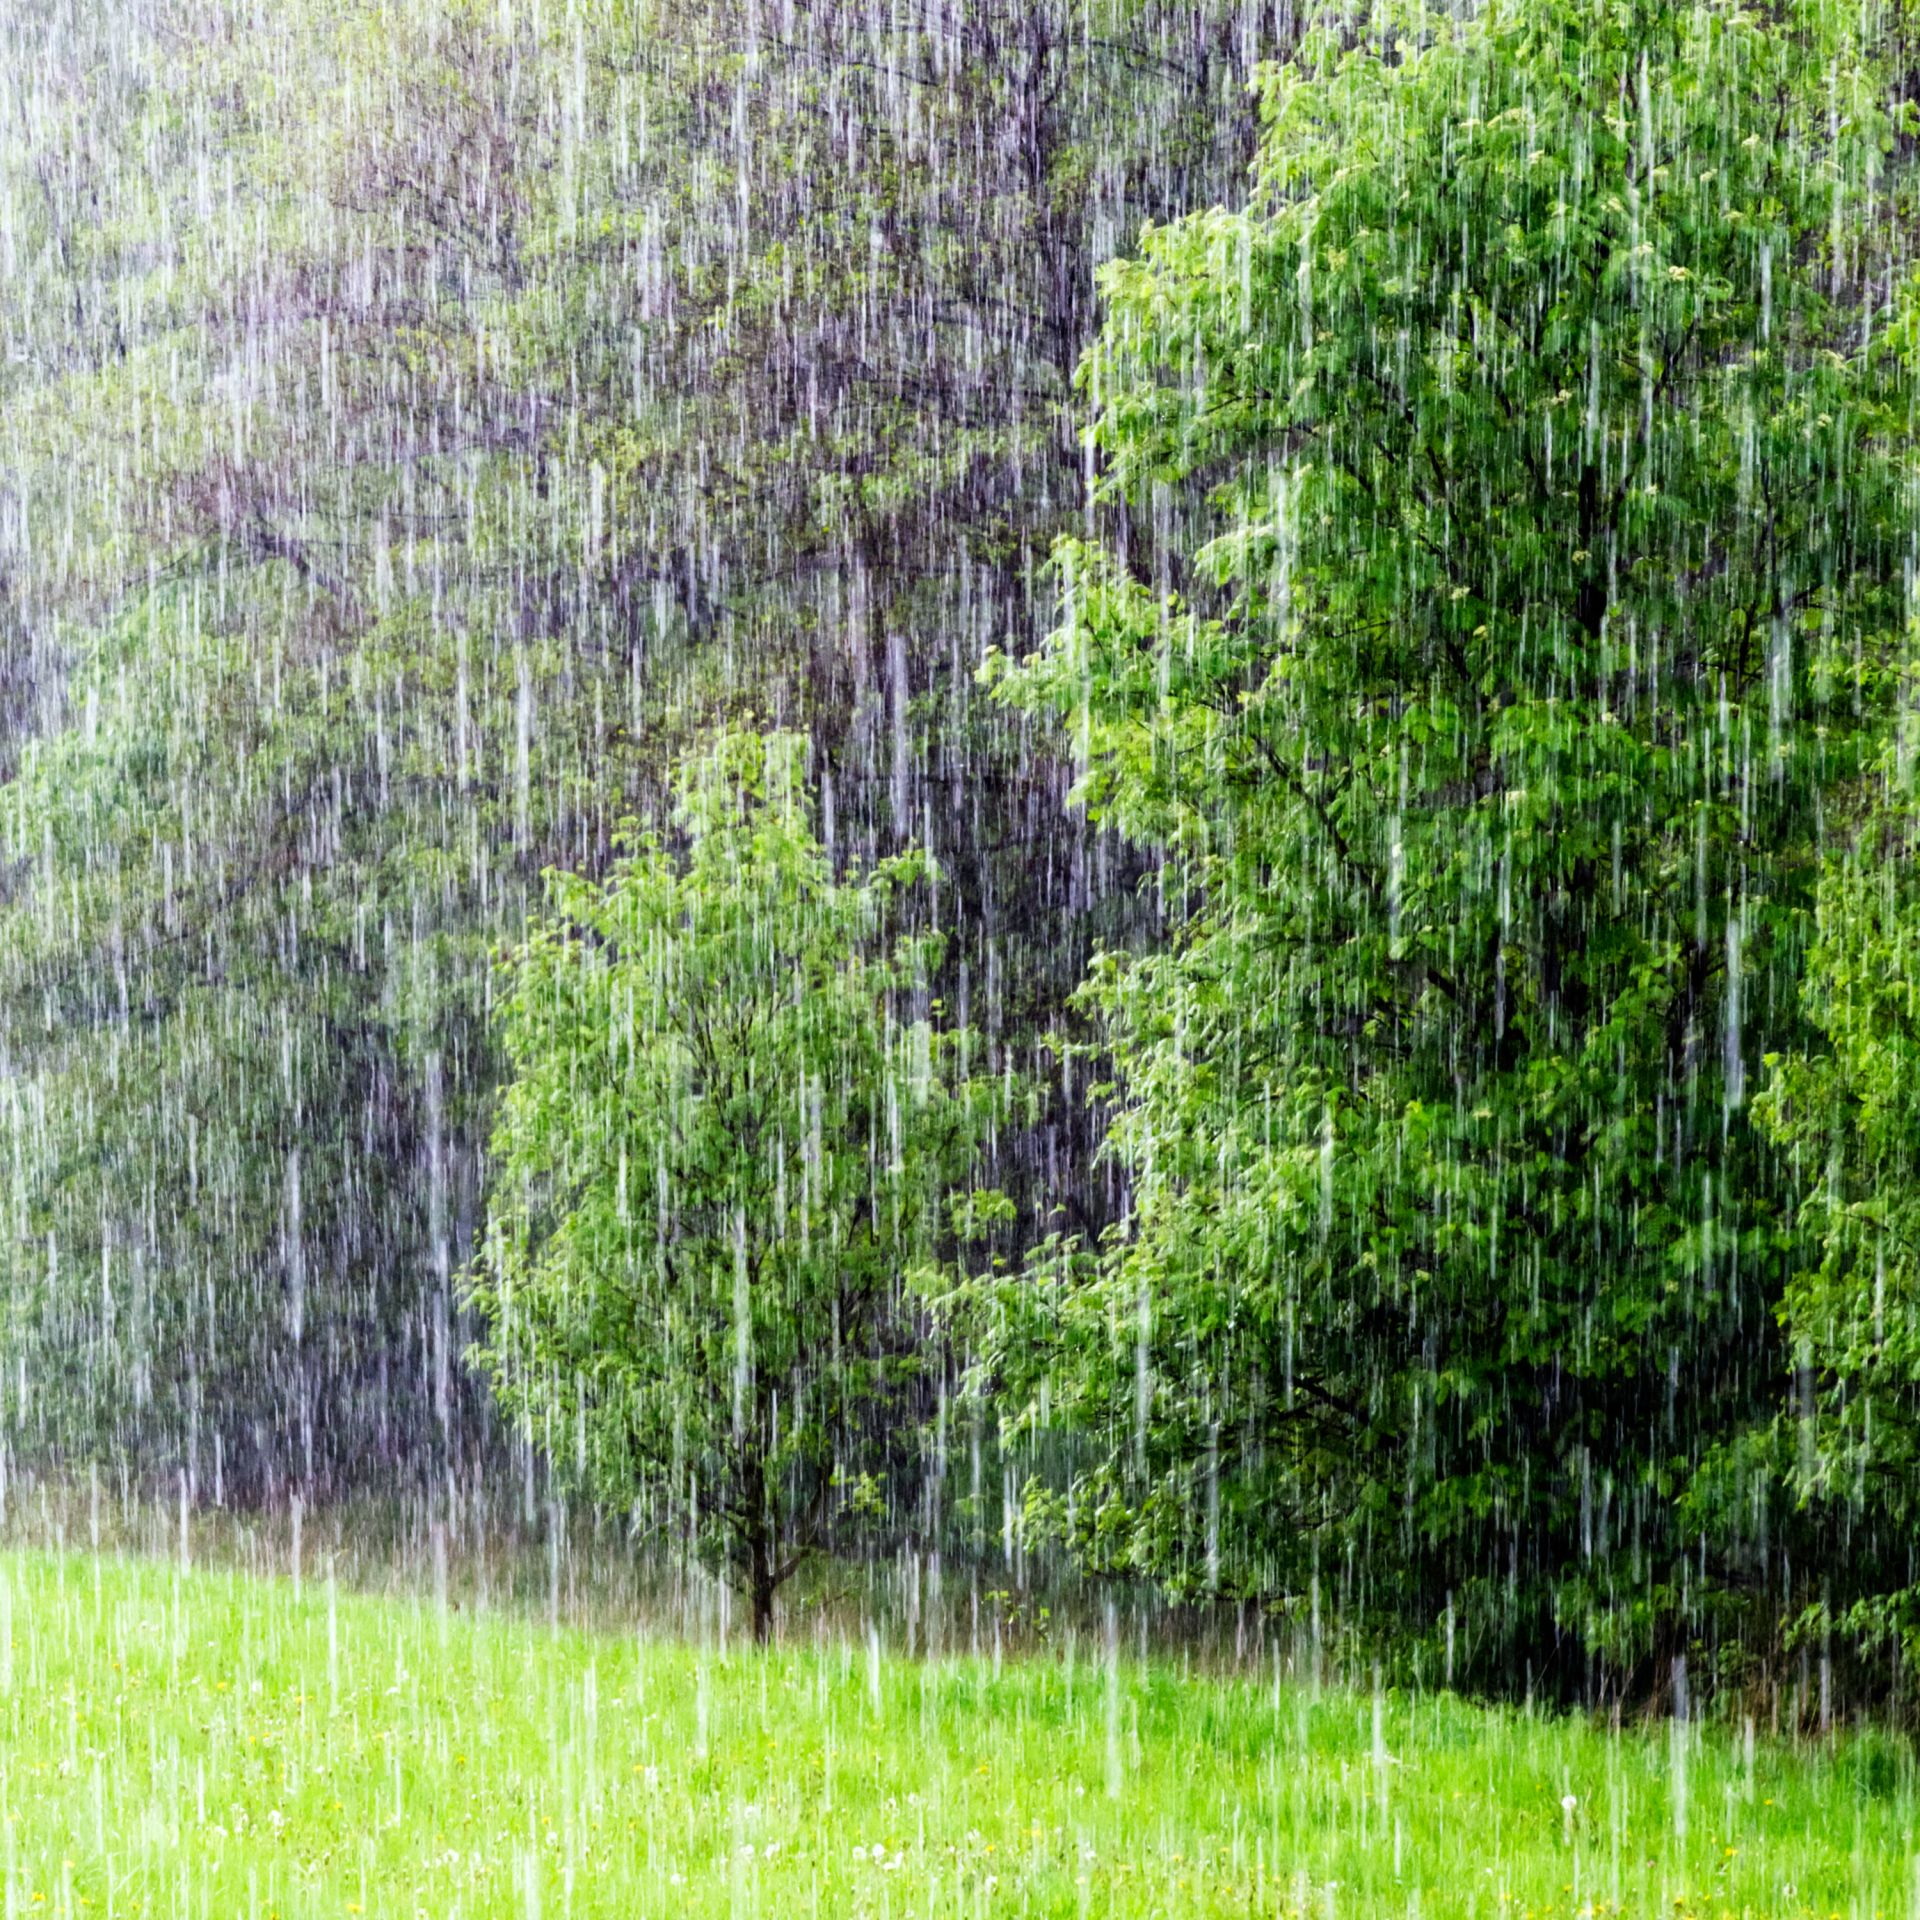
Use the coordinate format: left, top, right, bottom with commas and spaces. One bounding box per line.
0, 1547, 1910, 1917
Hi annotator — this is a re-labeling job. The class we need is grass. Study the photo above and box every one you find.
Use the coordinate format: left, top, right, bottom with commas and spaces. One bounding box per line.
0, 1548, 1911, 1918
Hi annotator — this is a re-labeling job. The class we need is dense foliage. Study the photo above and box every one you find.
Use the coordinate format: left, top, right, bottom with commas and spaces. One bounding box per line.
1756, 760, 1920, 1669
979, 0, 1920, 1699
0, 0, 1261, 1502
466, 729, 1007, 1638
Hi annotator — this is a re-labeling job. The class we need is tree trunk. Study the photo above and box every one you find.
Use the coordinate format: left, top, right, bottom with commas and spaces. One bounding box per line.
746, 1518, 777, 1645
741, 1447, 776, 1646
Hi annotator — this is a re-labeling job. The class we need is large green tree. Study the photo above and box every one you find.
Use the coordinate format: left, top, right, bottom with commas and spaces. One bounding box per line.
465, 729, 1009, 1640
978, 0, 1920, 1698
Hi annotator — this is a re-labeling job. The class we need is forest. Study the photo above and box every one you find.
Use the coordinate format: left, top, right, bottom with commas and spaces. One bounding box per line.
4, 0, 1920, 1908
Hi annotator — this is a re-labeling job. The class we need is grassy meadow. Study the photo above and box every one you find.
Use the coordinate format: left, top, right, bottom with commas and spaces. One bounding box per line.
0, 1548, 1909, 1919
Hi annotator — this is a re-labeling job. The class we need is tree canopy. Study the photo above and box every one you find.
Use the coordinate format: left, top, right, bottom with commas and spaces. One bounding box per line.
0, 0, 1262, 1501
977, 0, 1920, 1697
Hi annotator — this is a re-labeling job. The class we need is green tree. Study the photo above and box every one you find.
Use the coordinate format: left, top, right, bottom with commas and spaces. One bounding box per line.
978, 0, 1920, 1695
1755, 723, 1920, 1672
465, 729, 1007, 1641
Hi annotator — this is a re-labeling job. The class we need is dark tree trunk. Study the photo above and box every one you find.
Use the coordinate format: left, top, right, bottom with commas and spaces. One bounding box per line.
751, 1563, 775, 1646
741, 1446, 777, 1646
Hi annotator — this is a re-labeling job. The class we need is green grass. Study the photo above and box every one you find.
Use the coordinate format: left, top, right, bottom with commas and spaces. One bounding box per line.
0, 1549, 1911, 1918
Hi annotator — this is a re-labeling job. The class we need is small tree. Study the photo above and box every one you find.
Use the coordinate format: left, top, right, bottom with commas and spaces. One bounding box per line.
466, 729, 1006, 1641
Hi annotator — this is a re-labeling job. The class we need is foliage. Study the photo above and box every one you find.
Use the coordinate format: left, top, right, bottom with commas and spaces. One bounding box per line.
465, 729, 1007, 1637
1755, 730, 1920, 1665
978, 0, 1920, 1694
0, 0, 1264, 1496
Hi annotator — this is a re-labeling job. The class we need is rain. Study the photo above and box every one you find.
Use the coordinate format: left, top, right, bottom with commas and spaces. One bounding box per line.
0, 0, 1917, 1911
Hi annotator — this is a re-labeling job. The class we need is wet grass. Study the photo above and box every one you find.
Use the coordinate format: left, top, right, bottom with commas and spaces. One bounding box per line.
0, 1548, 1910, 1918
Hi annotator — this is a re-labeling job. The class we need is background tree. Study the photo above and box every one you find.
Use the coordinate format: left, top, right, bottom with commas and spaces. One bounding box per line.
0, 0, 1271, 1514
976, 0, 1920, 1700
465, 729, 1009, 1641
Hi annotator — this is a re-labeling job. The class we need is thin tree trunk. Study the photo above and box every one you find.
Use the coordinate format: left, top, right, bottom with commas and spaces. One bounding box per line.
741, 1446, 776, 1646
751, 1563, 775, 1646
